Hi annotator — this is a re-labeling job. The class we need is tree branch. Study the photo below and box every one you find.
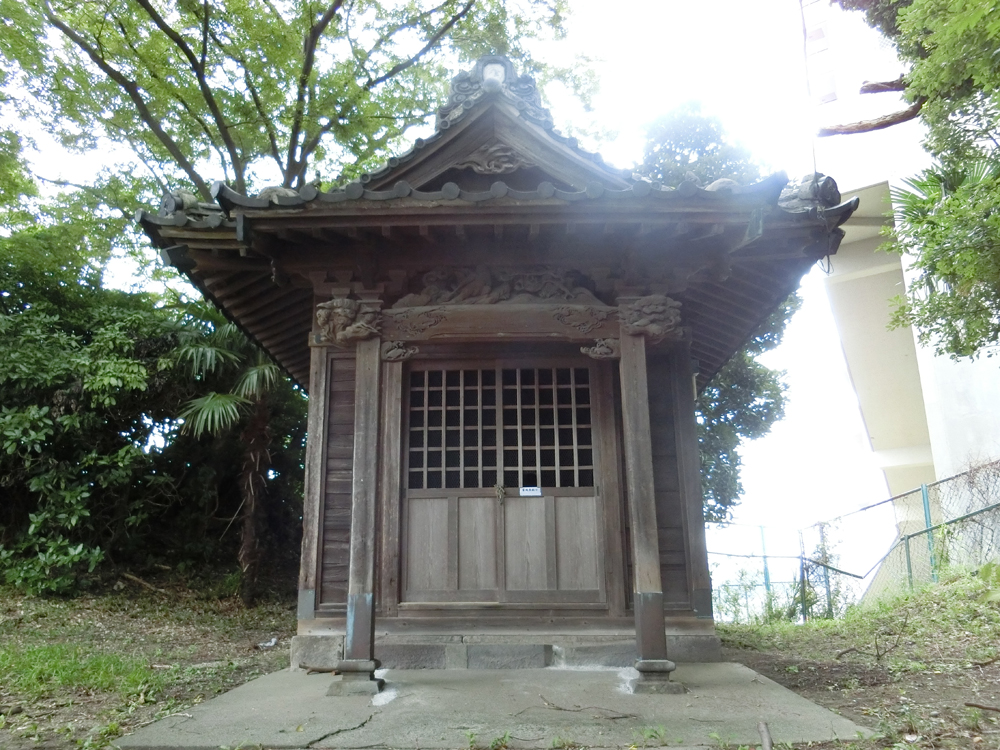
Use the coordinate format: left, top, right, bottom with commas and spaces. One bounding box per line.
42, 2, 212, 199
365, 0, 476, 90
204, 26, 285, 176
818, 97, 926, 137
132, 0, 246, 192
860, 76, 906, 94
286, 1, 346, 187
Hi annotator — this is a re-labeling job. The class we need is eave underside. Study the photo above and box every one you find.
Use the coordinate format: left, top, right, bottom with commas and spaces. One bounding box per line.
143, 198, 845, 390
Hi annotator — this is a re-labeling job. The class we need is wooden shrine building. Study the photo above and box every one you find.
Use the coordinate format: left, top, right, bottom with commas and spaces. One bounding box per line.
141, 56, 857, 692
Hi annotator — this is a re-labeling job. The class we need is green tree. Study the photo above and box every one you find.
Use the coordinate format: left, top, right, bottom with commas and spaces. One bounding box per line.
173, 309, 291, 603
834, 0, 1000, 357
638, 103, 796, 522
0, 0, 576, 593
1, 0, 578, 197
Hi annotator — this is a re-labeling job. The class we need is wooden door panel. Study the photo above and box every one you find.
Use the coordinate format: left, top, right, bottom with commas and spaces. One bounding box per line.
503, 495, 551, 591
405, 497, 449, 593
401, 362, 610, 607
457, 496, 497, 590
555, 495, 601, 590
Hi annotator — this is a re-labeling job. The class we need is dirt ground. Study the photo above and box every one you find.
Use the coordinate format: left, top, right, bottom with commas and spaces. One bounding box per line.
722, 643, 1000, 748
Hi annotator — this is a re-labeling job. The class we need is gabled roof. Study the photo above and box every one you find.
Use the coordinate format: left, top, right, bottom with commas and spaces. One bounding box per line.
138, 56, 859, 390
354, 55, 630, 193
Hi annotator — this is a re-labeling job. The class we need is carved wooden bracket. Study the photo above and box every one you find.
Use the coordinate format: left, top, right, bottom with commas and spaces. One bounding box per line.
618, 294, 684, 344
381, 341, 419, 361
581, 338, 621, 360
315, 297, 381, 348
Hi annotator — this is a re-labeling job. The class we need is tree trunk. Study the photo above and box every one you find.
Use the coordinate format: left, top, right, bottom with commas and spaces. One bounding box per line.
238, 396, 272, 605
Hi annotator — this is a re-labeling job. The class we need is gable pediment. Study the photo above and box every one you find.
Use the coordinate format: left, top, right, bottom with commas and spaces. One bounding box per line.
364, 59, 630, 193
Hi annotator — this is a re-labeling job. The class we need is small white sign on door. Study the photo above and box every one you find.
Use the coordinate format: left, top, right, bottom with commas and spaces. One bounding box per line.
519, 486, 542, 497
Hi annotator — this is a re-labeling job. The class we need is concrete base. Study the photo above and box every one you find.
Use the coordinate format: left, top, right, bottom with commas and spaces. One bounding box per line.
326, 675, 385, 696
114, 663, 874, 750
629, 677, 687, 694
291, 633, 720, 670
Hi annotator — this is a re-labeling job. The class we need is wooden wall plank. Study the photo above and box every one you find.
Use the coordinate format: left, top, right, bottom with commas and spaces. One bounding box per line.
299, 342, 330, 619
669, 347, 713, 618
319, 355, 356, 607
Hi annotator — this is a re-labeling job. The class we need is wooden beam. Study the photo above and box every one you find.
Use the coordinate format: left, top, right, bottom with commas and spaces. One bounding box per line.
343, 336, 382, 665
617, 327, 669, 661
377, 360, 403, 618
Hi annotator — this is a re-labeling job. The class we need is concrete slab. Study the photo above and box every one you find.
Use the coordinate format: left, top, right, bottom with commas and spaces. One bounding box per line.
114, 664, 873, 750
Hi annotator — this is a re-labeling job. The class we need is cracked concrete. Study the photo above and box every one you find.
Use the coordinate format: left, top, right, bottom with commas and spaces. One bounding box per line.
114, 664, 873, 750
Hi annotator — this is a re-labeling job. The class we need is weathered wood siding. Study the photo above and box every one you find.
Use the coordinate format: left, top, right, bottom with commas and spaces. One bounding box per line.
319, 356, 356, 607
647, 354, 690, 606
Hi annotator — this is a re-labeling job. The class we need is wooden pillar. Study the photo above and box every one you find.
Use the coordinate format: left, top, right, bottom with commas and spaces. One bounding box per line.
617, 331, 669, 663
377, 360, 404, 618
299, 335, 330, 622
671, 347, 713, 618
330, 333, 384, 694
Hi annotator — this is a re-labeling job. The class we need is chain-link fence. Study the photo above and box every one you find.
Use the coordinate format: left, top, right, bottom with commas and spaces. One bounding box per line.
707, 459, 1000, 623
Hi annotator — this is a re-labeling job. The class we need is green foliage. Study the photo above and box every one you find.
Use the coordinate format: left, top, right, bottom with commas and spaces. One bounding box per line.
0, 0, 580, 197
890, 163, 1000, 357
837, 0, 1000, 358
638, 103, 794, 521
637, 102, 762, 187
0, 169, 306, 593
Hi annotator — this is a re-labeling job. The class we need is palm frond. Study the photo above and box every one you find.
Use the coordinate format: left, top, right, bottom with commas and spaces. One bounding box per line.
173, 343, 243, 376
233, 361, 281, 399
179, 392, 249, 437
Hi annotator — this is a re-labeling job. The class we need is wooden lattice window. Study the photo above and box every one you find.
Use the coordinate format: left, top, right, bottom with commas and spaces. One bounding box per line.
407, 367, 594, 491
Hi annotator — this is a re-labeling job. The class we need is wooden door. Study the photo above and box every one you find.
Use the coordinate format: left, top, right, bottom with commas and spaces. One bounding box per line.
402, 363, 606, 605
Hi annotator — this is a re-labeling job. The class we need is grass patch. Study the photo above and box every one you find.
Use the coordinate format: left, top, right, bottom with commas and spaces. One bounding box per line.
0, 572, 295, 749
0, 644, 166, 701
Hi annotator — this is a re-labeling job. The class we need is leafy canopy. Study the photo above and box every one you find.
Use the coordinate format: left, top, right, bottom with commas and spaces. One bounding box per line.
837, 0, 1000, 357
0, 0, 579, 199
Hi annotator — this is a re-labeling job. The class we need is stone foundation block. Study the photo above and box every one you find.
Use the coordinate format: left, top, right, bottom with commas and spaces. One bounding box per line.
467, 644, 552, 669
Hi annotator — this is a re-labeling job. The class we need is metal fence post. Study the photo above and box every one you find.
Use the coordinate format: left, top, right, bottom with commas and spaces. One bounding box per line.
798, 531, 809, 622
904, 535, 913, 590
819, 524, 833, 618
760, 526, 772, 617
921, 483, 938, 583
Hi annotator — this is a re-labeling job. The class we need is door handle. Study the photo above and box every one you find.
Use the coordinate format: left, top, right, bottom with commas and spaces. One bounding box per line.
494, 484, 506, 505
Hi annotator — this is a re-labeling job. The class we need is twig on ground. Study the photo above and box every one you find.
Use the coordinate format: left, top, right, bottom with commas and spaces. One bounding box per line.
137, 711, 193, 728
836, 647, 863, 659
299, 663, 339, 674
513, 694, 637, 720
122, 572, 167, 594
965, 702, 1000, 713
971, 656, 1000, 668
757, 721, 773, 750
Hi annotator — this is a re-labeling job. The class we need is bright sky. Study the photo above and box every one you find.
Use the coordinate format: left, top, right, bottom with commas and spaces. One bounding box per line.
539, 0, 930, 589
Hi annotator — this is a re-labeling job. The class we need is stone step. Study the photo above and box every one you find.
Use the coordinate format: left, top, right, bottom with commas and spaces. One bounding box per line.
291, 634, 720, 670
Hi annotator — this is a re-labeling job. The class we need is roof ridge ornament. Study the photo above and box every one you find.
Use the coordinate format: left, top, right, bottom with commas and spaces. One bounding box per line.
435, 55, 554, 132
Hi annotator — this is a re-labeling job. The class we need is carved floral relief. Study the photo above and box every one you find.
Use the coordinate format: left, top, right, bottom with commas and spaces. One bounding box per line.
581, 338, 621, 360
552, 306, 614, 334
381, 341, 419, 361
315, 297, 381, 348
393, 267, 604, 307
